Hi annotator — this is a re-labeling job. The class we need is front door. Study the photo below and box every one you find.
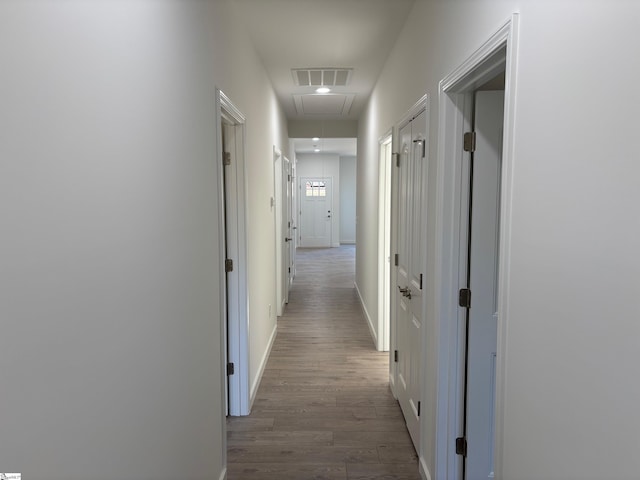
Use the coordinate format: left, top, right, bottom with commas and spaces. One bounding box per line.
393, 109, 427, 448
299, 177, 332, 248
463, 90, 504, 479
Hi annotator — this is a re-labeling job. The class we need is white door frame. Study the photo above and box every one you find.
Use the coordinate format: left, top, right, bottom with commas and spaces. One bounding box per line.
216, 88, 250, 416
284, 156, 293, 303
273, 147, 285, 316
290, 156, 298, 270
377, 132, 393, 352
298, 176, 333, 248
432, 14, 519, 480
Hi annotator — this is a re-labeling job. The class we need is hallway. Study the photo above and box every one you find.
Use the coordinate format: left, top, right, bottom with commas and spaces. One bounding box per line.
227, 246, 420, 480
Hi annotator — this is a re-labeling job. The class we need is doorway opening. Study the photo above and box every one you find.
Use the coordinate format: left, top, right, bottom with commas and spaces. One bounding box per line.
377, 132, 393, 352
432, 15, 518, 480
216, 89, 250, 416
274, 148, 294, 316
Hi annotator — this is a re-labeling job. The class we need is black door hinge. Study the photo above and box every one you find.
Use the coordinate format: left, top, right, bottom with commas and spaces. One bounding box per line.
419, 273, 423, 290
459, 288, 471, 308
223, 151, 231, 166
227, 362, 235, 376
456, 437, 467, 456
417, 401, 421, 417
394, 350, 398, 362
463, 131, 476, 153
393, 153, 400, 167
225, 259, 234, 273
394, 254, 399, 266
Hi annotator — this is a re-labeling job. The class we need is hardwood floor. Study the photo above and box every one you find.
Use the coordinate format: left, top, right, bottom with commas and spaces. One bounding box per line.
227, 246, 421, 480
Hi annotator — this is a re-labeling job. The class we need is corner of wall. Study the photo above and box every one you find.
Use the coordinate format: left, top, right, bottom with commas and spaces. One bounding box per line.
355, 281, 379, 350
419, 456, 432, 480
249, 321, 278, 409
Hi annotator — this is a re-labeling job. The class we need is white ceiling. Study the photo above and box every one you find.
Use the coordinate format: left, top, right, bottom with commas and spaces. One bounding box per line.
292, 137, 357, 157
232, 0, 417, 121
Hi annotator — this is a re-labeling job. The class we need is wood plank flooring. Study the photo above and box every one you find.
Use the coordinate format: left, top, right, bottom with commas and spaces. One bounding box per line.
227, 246, 421, 480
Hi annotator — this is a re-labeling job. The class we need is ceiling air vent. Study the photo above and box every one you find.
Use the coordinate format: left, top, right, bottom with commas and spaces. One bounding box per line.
292, 68, 353, 87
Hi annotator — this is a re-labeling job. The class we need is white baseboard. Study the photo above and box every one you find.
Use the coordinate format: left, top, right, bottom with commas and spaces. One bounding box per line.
419, 456, 432, 480
249, 322, 277, 408
218, 467, 227, 480
354, 281, 378, 349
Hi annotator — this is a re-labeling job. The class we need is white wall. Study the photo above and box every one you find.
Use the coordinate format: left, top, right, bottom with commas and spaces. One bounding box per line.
296, 153, 341, 247
358, 0, 640, 479
0, 1, 288, 479
339, 156, 357, 244
220, 5, 290, 406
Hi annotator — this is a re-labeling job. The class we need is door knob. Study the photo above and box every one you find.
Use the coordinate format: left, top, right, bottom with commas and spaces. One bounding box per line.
285, 237, 292, 242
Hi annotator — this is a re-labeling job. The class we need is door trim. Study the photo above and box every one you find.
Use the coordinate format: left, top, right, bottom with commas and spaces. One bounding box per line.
273, 147, 285, 316
377, 131, 393, 352
283, 156, 293, 305
298, 176, 333, 248
432, 14, 519, 480
216, 88, 250, 416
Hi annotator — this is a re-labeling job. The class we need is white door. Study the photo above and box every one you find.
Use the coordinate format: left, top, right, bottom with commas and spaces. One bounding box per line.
299, 177, 332, 247
393, 109, 427, 448
283, 157, 294, 302
464, 90, 504, 479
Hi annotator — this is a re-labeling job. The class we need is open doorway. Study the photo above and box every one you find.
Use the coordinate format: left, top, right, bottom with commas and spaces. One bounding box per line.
216, 89, 250, 416
460, 86, 504, 480
291, 138, 357, 249
274, 148, 294, 316
377, 133, 392, 352
432, 15, 518, 480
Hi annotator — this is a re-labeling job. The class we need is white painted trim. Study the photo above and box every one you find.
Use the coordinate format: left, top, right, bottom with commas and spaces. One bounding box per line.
397, 94, 429, 130
273, 146, 284, 317
419, 456, 433, 480
219, 90, 245, 124
389, 127, 400, 395
377, 131, 393, 353
355, 280, 378, 348
216, 88, 250, 416
249, 322, 278, 408
218, 467, 227, 480
432, 14, 519, 480
494, 14, 520, 480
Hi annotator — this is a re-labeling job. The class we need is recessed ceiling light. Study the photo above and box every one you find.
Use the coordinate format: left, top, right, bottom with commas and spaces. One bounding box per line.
315, 87, 331, 94
314, 148, 321, 153
312, 137, 320, 142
